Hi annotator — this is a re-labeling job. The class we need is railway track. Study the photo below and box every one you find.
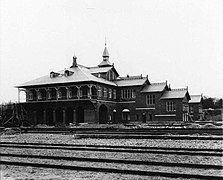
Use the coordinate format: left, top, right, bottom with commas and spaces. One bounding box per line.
17, 128, 223, 140
1, 142, 222, 179
1, 141, 223, 152
1, 160, 222, 180
0, 143, 222, 156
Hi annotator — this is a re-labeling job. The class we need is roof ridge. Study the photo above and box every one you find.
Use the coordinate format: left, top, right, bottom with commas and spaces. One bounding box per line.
119, 75, 145, 80
190, 94, 201, 97
78, 65, 94, 80
151, 82, 166, 85
171, 88, 187, 91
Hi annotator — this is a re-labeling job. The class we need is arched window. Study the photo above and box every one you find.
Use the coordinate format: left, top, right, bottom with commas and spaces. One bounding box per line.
28, 92, 33, 100
98, 86, 102, 97
122, 109, 130, 121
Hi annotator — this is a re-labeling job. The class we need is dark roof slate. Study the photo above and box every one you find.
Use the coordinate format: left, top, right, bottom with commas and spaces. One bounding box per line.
189, 95, 202, 103
114, 76, 148, 87
161, 88, 190, 99
17, 65, 117, 87
141, 82, 167, 93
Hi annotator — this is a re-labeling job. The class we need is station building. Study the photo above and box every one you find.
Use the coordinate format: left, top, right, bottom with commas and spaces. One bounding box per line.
17, 45, 203, 125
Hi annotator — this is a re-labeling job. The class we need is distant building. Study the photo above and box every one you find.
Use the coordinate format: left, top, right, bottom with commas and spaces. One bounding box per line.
189, 95, 204, 121
16, 44, 202, 125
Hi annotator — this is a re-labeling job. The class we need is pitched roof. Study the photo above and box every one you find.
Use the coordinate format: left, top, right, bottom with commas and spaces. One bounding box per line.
17, 65, 117, 88
161, 88, 190, 99
141, 82, 167, 93
88, 66, 119, 76
189, 95, 202, 103
98, 60, 112, 67
88, 66, 113, 74
114, 76, 148, 87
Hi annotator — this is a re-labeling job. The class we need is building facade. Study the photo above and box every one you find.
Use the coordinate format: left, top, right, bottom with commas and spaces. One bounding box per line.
17, 45, 202, 125
189, 95, 204, 121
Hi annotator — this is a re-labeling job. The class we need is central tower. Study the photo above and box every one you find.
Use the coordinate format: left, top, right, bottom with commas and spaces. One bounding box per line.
98, 42, 112, 67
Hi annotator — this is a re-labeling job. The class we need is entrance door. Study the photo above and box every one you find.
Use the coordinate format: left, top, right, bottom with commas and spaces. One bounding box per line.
99, 105, 108, 124
76, 107, 84, 123
142, 113, 146, 123
149, 114, 153, 121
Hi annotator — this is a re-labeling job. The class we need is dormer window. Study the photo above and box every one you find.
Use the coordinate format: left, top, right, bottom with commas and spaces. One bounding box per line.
50, 72, 60, 78
64, 70, 74, 77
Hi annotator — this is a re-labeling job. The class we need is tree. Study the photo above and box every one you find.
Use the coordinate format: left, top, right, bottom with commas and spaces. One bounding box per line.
203, 97, 222, 109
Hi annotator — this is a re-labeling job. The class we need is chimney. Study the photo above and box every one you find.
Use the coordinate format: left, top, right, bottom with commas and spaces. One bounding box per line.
72, 55, 77, 67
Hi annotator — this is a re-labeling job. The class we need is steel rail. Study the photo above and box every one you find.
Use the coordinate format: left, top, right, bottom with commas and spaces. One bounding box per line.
0, 160, 222, 180
1, 153, 222, 170
1, 142, 222, 152
0, 144, 222, 157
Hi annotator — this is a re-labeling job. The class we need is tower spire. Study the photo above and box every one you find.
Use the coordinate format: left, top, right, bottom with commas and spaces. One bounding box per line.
103, 40, 109, 60
98, 40, 111, 67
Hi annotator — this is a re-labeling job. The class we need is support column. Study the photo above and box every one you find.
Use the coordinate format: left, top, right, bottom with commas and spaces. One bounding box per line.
88, 85, 92, 99
45, 88, 49, 100
66, 87, 69, 99
36, 89, 39, 101
73, 109, 77, 125
33, 111, 37, 125
43, 110, 46, 124
25, 90, 28, 102
56, 88, 59, 100
18, 89, 20, 103
63, 110, 66, 125
53, 110, 56, 124
77, 86, 80, 99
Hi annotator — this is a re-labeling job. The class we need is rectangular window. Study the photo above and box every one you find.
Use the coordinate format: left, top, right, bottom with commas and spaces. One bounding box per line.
132, 89, 136, 98
146, 95, 155, 105
68, 91, 72, 98
104, 88, 107, 98
166, 102, 176, 112
183, 104, 189, 112
47, 91, 51, 99
98, 86, 102, 97
199, 106, 202, 113
28, 92, 33, 100
109, 89, 112, 98
114, 89, 116, 99
38, 92, 42, 100
79, 89, 83, 97
121, 89, 136, 99
190, 106, 194, 113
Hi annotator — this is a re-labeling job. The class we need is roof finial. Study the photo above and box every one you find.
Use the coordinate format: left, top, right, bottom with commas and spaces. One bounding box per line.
72, 51, 77, 67
105, 36, 107, 46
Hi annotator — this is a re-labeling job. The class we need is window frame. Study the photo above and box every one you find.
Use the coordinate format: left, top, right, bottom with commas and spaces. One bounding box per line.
146, 95, 155, 105
166, 101, 176, 112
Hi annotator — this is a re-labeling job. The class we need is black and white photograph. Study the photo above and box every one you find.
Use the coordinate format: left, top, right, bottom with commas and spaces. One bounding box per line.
0, 0, 222, 179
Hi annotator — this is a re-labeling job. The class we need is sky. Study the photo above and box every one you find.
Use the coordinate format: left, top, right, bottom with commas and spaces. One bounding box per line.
0, 0, 223, 103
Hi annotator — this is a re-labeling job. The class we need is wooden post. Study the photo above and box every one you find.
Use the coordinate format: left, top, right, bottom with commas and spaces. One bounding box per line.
43, 110, 46, 124
63, 110, 66, 125
73, 109, 76, 124
53, 110, 56, 124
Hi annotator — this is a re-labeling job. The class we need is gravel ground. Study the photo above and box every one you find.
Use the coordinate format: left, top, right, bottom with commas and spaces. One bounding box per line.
1, 148, 222, 165
1, 133, 222, 149
1, 156, 222, 177
0, 133, 223, 179
0, 165, 179, 180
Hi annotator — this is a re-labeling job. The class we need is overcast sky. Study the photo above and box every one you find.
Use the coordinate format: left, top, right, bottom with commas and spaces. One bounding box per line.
0, 0, 223, 103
